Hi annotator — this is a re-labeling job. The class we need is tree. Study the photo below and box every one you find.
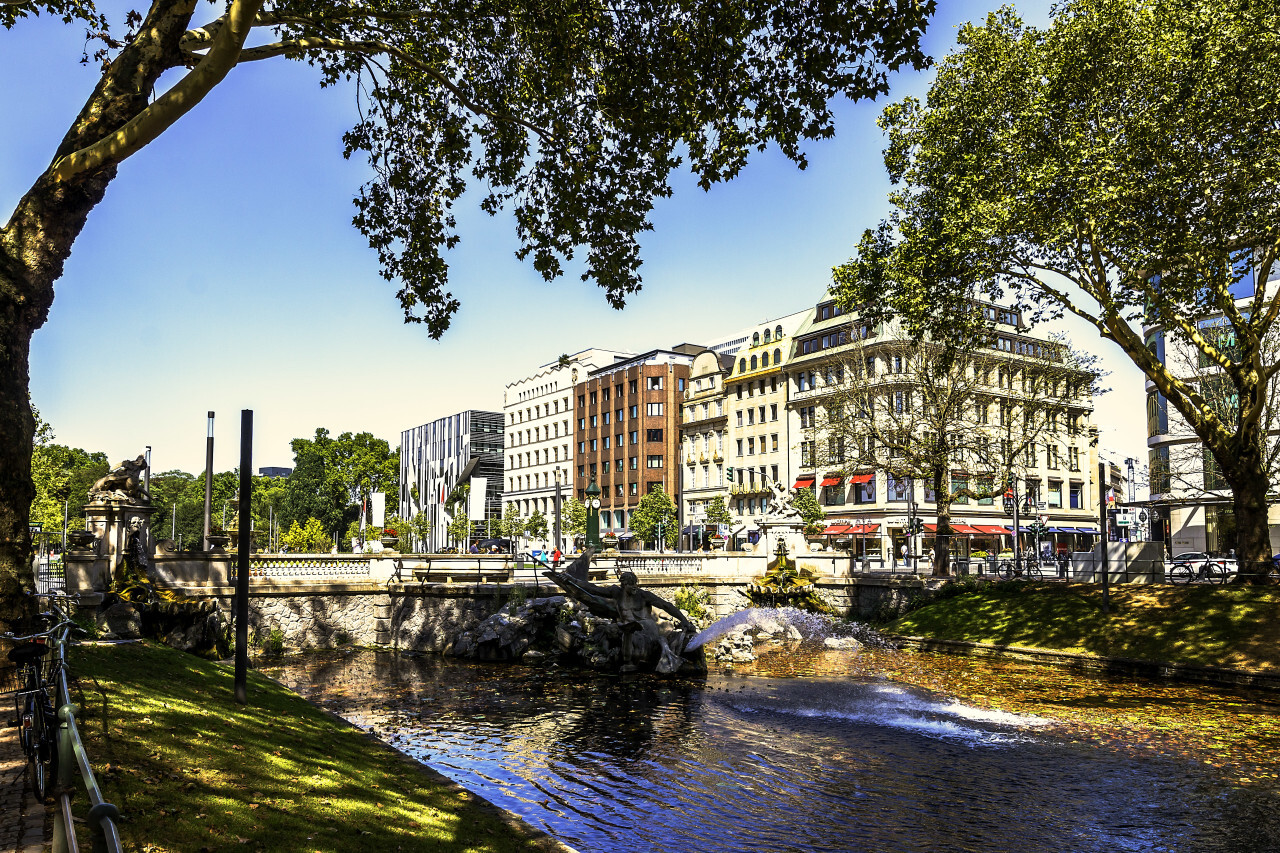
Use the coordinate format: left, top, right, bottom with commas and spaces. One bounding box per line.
0, 0, 934, 623
705, 496, 733, 527
562, 497, 587, 541
525, 509, 549, 544
631, 487, 678, 550
281, 518, 332, 554
446, 511, 472, 552
807, 317, 1102, 575
835, 0, 1280, 580
279, 428, 398, 542
498, 504, 526, 551
28, 405, 69, 536
791, 487, 825, 534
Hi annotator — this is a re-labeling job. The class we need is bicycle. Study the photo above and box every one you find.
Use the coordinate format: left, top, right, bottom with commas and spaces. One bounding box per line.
1167, 558, 1226, 585
996, 558, 1043, 580
3, 594, 81, 800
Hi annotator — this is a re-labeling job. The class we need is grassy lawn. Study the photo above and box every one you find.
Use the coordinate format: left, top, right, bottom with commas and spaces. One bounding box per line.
66, 642, 565, 853
888, 582, 1280, 672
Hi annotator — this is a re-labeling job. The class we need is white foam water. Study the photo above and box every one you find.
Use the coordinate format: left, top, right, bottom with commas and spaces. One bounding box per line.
686, 606, 888, 651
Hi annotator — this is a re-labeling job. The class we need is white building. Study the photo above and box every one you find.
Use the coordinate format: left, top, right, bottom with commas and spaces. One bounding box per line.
504, 348, 632, 550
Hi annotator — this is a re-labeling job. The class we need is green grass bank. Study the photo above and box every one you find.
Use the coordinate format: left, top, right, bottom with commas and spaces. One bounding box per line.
66, 642, 566, 853
887, 581, 1280, 673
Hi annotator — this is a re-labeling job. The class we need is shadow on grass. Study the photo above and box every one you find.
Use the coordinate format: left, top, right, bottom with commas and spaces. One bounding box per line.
891, 583, 1280, 673
69, 642, 561, 853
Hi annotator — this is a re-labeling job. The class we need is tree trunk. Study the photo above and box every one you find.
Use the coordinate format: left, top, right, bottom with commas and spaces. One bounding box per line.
0, 2, 197, 627
0, 301, 38, 629
1227, 458, 1273, 584
932, 467, 951, 577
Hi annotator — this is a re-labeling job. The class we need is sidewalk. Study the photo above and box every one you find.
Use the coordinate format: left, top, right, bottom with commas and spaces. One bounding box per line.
0, 722, 46, 853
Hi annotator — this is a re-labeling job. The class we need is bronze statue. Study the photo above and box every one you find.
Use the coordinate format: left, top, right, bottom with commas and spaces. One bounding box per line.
90, 455, 150, 503
544, 567, 696, 673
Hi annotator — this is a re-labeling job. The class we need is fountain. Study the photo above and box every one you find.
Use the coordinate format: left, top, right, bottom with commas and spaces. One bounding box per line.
745, 540, 819, 609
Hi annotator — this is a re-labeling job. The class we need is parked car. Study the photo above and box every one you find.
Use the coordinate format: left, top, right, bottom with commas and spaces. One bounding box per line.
1167, 551, 1236, 584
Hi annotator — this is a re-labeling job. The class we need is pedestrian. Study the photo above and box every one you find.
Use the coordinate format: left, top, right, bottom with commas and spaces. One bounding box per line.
552, 547, 563, 568
899, 542, 908, 569
469, 542, 480, 554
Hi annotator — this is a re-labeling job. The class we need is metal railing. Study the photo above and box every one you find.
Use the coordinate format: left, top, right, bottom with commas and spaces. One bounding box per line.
53, 658, 121, 853
35, 555, 65, 596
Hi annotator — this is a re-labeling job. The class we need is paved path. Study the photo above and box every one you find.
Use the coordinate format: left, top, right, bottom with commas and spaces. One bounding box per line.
0, 721, 47, 853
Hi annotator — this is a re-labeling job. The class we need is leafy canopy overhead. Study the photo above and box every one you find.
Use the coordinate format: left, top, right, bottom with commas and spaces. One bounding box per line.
10, 0, 935, 338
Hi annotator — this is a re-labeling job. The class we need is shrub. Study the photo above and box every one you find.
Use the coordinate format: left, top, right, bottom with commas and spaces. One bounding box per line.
674, 584, 710, 622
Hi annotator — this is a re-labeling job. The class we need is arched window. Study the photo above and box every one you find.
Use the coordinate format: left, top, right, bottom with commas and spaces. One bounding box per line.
774, 347, 781, 364
764, 329, 772, 343
753, 332, 760, 346
750, 355, 758, 370
775, 325, 783, 340
739, 358, 747, 373
761, 352, 770, 367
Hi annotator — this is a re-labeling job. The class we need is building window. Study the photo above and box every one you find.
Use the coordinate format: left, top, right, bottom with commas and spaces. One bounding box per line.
887, 475, 911, 502
1069, 482, 1084, 509
648, 376, 664, 390
590, 391, 597, 404
736, 439, 744, 456
591, 415, 598, 427
824, 485, 845, 506
750, 355, 758, 370
603, 412, 610, 425
771, 404, 778, 421
578, 417, 586, 430
747, 437, 755, 455
772, 434, 779, 452
977, 478, 994, 506
1048, 481, 1063, 508
590, 439, 598, 451
578, 465, 585, 478
952, 476, 968, 505
578, 441, 586, 453
630, 456, 639, 470
577, 394, 585, 408
630, 482, 639, 496
1069, 446, 1080, 472
629, 431, 638, 444
615, 459, 623, 472
603, 436, 611, 449
646, 428, 663, 442
739, 358, 747, 373
646, 402, 664, 416
647, 455, 664, 468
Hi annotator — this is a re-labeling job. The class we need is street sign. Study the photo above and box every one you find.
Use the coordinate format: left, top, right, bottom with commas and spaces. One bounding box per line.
1039, 515, 1049, 525
1115, 513, 1132, 526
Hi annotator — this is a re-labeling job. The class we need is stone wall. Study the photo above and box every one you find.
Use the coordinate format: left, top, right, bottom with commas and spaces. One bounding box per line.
187, 570, 940, 655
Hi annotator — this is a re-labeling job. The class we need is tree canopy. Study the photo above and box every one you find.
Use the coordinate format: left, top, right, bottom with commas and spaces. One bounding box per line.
834, 0, 1280, 579
0, 0, 936, 622
631, 487, 678, 549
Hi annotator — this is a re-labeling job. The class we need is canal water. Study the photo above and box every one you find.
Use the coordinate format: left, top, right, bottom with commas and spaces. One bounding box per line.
264, 649, 1280, 853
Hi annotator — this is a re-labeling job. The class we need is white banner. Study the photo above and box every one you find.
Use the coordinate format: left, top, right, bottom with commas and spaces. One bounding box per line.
371, 492, 386, 527
468, 478, 487, 521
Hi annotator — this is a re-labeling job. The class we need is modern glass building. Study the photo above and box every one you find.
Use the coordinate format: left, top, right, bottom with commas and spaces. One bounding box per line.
400, 410, 504, 552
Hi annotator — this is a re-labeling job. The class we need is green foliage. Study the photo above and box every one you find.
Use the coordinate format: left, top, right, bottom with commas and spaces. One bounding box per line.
498, 504, 527, 544
835, 0, 1280, 572
630, 487, 678, 548
263, 628, 286, 657
446, 511, 472, 552
281, 428, 399, 540
281, 518, 332, 554
525, 508, 549, 542
28, 402, 109, 536
562, 497, 587, 538
674, 585, 710, 622
791, 487, 825, 530
704, 496, 733, 526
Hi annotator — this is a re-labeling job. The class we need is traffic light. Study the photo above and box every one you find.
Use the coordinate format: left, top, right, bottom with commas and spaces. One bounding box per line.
726, 466, 735, 482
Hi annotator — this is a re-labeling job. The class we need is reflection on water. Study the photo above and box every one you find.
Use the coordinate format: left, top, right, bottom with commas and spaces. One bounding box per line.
264, 650, 1280, 853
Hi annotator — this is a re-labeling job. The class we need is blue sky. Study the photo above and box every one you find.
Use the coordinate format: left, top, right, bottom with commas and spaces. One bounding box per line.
4, 0, 1147, 478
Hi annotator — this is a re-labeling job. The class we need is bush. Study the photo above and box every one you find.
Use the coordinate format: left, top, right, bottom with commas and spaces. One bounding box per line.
674, 584, 710, 622
263, 628, 285, 656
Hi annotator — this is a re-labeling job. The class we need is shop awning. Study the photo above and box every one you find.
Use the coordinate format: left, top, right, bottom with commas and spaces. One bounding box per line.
794, 476, 815, 488
849, 473, 874, 485
926, 523, 980, 535
820, 476, 843, 487
1074, 527, 1100, 535
822, 523, 853, 535
972, 524, 1012, 536
847, 523, 881, 536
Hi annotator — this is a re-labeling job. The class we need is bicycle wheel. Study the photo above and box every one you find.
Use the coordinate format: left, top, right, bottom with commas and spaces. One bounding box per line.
1206, 562, 1228, 585
24, 693, 49, 800
1167, 561, 1193, 584
1024, 561, 1044, 580
997, 560, 1015, 579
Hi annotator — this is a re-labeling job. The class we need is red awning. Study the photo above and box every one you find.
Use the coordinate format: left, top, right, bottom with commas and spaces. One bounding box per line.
822, 523, 852, 535
820, 476, 843, 487
849, 473, 874, 485
847, 523, 881, 535
927, 523, 980, 535
794, 477, 815, 488
972, 524, 1012, 535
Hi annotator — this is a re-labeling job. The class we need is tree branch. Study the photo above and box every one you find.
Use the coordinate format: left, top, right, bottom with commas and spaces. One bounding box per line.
51, 0, 263, 181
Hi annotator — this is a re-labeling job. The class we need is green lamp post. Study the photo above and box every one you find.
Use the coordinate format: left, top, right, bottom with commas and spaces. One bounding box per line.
585, 477, 602, 549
